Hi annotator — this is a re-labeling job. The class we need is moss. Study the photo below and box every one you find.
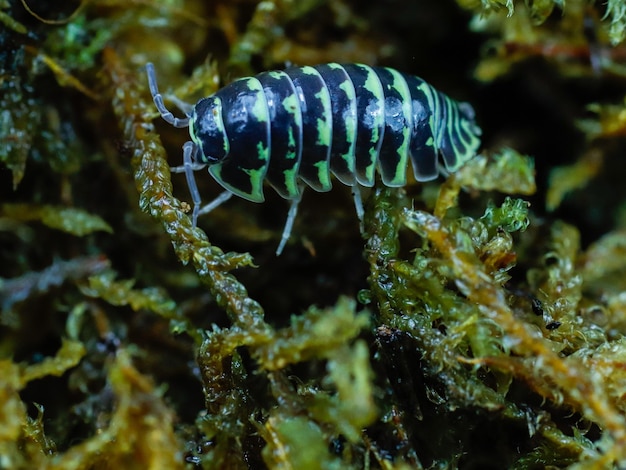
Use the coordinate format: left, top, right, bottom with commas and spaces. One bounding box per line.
3, 0, 626, 468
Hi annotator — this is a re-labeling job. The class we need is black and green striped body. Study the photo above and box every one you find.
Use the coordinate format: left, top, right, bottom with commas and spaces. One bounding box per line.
189, 63, 481, 203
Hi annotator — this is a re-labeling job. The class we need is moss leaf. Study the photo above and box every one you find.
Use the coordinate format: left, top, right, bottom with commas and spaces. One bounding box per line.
40, 206, 112, 236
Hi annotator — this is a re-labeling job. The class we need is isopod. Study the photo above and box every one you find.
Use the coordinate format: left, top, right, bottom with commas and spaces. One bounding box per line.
146, 62, 481, 254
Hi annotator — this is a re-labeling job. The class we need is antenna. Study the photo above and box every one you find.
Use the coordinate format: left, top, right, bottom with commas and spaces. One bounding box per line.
145, 63, 190, 128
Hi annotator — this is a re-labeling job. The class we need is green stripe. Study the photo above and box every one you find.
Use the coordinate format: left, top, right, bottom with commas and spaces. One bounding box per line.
361, 65, 385, 184
336, 64, 357, 178
384, 67, 413, 186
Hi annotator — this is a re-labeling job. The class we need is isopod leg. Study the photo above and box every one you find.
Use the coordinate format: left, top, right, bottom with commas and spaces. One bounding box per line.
171, 163, 207, 173
182, 141, 203, 226
276, 189, 304, 256
197, 191, 233, 216
184, 138, 234, 222
351, 185, 364, 233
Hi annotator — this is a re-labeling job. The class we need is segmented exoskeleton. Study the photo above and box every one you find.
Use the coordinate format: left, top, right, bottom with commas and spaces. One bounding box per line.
146, 62, 481, 255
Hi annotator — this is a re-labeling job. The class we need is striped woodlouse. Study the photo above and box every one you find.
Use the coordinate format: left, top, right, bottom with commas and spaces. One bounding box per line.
146, 62, 482, 255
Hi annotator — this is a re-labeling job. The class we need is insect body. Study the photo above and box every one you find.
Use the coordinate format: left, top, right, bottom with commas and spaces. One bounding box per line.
146, 63, 481, 255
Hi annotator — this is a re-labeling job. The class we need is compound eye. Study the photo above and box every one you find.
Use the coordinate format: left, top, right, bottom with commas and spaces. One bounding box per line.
190, 97, 229, 164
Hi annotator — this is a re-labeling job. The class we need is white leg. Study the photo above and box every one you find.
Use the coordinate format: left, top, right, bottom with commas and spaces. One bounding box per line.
197, 191, 233, 216
351, 185, 364, 233
182, 141, 202, 226
276, 191, 303, 256
181, 143, 233, 226
171, 163, 207, 173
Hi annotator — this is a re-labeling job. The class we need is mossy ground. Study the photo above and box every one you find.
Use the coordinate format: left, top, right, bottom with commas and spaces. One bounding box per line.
2, 0, 626, 468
